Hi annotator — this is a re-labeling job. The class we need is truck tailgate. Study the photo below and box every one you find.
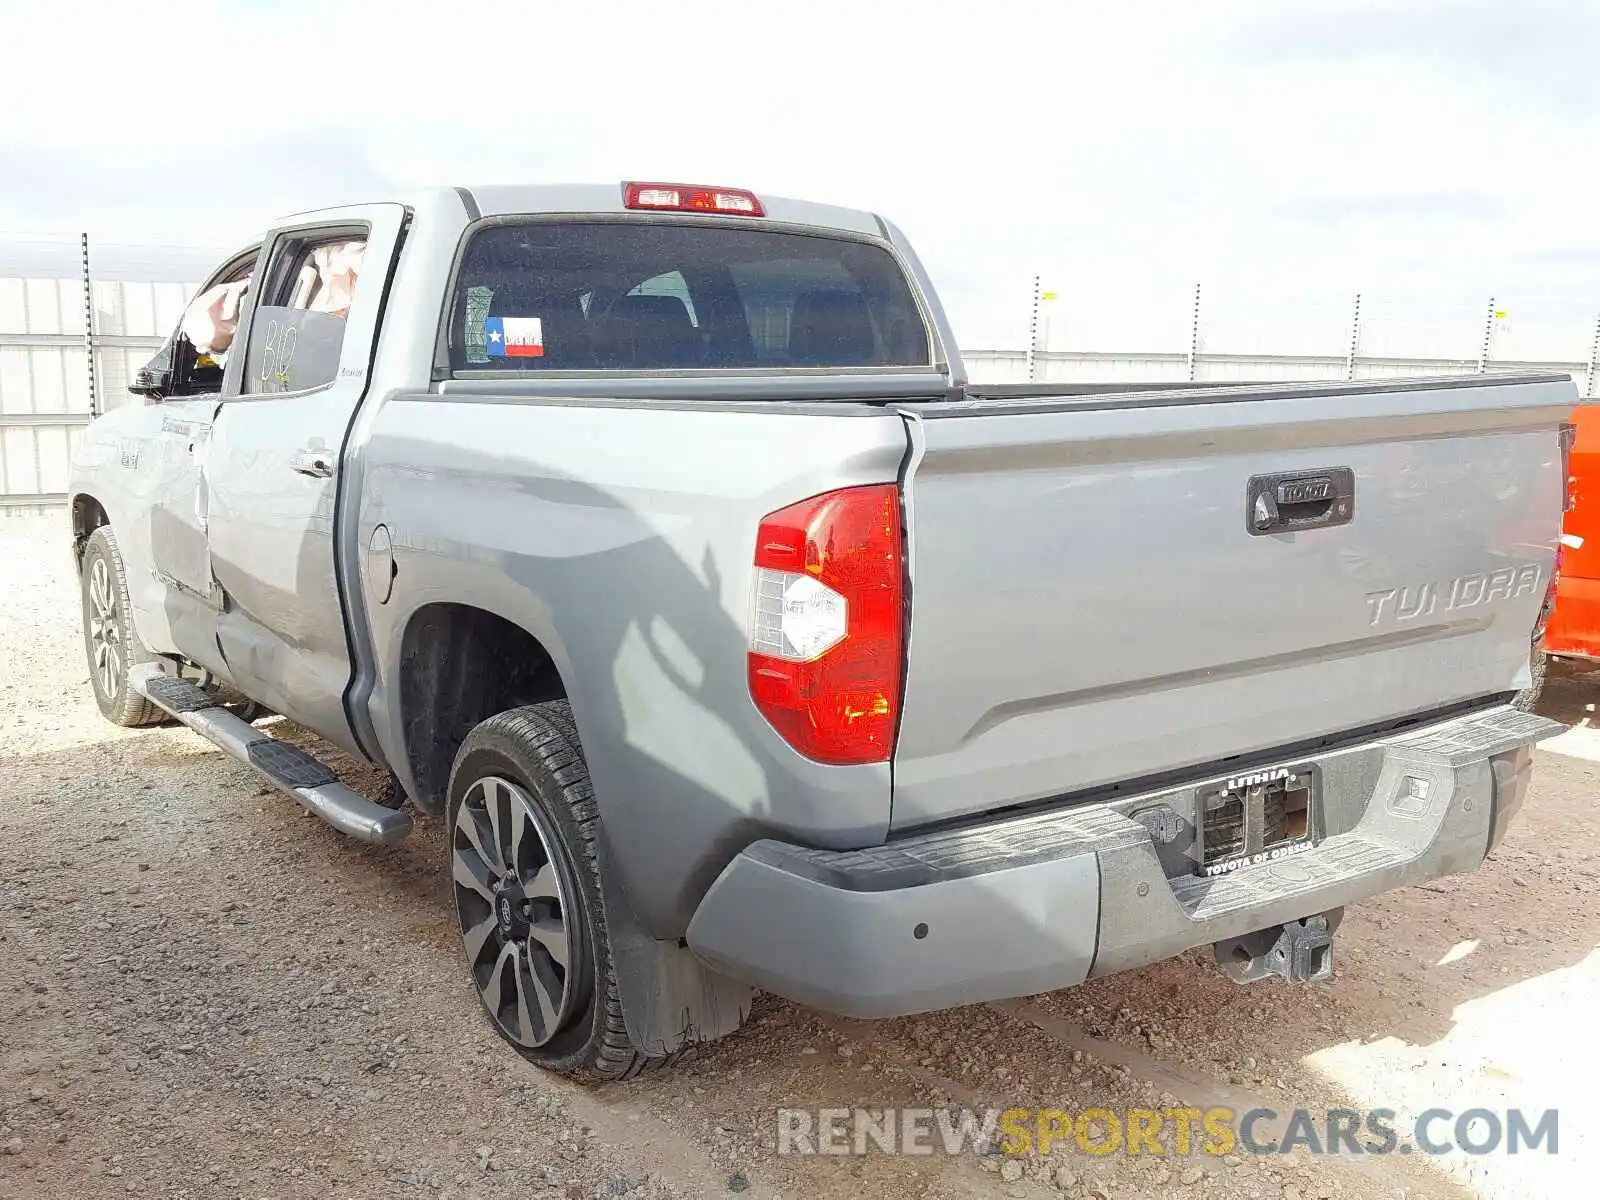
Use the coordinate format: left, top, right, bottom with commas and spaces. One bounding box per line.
890, 374, 1574, 831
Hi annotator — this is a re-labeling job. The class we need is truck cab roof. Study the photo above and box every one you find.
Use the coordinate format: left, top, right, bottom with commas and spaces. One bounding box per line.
273, 183, 889, 239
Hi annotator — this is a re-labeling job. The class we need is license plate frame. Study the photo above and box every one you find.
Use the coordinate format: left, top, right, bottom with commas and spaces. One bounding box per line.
1196, 764, 1320, 878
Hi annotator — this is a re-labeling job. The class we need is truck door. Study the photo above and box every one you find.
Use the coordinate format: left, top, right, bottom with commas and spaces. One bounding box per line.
202, 204, 406, 758
141, 248, 259, 663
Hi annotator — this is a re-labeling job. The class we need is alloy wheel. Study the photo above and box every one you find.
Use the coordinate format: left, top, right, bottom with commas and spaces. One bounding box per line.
450, 775, 581, 1048
88, 556, 122, 700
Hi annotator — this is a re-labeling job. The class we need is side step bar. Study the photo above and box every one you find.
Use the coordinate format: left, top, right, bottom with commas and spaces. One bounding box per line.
132, 666, 412, 844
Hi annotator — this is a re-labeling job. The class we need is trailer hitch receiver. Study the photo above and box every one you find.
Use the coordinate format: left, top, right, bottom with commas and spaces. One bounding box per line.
1214, 913, 1336, 984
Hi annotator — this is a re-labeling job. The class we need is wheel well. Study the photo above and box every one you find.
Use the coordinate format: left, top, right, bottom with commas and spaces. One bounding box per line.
71, 494, 109, 567
398, 604, 566, 811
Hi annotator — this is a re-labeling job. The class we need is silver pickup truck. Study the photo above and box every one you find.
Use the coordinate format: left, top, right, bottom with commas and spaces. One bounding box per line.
68, 182, 1570, 1081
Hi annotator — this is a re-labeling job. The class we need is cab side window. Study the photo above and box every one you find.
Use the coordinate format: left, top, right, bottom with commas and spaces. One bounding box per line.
240, 232, 367, 395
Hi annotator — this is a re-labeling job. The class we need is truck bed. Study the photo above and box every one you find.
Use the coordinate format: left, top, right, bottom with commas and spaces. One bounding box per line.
888, 372, 1573, 830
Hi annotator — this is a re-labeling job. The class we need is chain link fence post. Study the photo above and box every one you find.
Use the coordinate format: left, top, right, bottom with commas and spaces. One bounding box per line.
1477, 297, 1496, 374
1345, 293, 1362, 381
80, 232, 98, 418
1585, 313, 1600, 398
1025, 274, 1040, 383
1186, 283, 1202, 382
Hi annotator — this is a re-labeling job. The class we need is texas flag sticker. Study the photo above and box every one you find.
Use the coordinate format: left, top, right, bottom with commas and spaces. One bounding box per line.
484, 316, 544, 358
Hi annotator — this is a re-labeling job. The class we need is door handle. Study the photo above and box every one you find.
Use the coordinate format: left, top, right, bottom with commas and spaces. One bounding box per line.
291, 448, 335, 479
1246, 468, 1354, 535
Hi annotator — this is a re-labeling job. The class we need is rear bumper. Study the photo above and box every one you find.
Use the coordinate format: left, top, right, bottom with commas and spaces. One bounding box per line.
685, 705, 1560, 1018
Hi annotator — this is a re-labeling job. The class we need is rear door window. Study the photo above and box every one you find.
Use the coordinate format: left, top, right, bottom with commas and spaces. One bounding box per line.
446, 221, 930, 373
242, 233, 368, 395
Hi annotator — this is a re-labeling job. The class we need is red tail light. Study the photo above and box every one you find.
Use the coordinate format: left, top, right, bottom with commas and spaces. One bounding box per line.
622, 182, 765, 217
747, 485, 904, 765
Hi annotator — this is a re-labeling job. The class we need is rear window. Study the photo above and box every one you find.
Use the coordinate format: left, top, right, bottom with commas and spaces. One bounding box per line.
446, 221, 931, 373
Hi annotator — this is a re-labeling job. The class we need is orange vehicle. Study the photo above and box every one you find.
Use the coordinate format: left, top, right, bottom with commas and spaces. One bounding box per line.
1544, 404, 1596, 661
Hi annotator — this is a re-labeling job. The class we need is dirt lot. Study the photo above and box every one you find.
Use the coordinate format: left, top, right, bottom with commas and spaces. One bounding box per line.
3, 513, 1597, 1200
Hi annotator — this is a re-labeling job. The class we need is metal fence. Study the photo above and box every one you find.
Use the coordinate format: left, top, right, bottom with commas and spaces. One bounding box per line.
0, 234, 215, 512
965, 347, 1596, 391
998, 276, 1600, 395
3, 238, 1598, 510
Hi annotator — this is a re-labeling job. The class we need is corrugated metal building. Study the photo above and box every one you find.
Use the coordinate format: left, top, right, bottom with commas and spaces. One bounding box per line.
0, 238, 218, 510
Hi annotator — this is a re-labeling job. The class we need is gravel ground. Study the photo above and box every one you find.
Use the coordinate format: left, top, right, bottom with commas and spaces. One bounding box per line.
2, 513, 1595, 1200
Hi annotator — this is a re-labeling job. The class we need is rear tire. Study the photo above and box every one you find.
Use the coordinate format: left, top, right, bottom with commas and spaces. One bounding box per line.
80, 526, 161, 727
445, 702, 666, 1082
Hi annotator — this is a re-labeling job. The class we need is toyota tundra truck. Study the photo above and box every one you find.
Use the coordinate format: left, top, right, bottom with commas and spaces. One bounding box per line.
67, 181, 1572, 1080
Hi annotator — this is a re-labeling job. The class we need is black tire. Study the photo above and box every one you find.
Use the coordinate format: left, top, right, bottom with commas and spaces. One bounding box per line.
199, 679, 265, 723
80, 525, 162, 727
374, 771, 407, 810
227, 699, 265, 723
1513, 648, 1547, 713
445, 702, 664, 1082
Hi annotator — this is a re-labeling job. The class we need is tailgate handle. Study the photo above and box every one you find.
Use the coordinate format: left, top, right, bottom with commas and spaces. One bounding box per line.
1247, 468, 1354, 536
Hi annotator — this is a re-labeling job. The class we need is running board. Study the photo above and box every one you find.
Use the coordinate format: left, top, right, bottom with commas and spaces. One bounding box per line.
132, 666, 412, 844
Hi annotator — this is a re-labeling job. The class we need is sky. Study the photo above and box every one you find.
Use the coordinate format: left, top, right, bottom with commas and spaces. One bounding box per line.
2, 0, 1597, 359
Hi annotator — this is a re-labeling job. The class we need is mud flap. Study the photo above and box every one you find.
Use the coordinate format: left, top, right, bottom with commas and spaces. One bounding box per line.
595, 829, 754, 1057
